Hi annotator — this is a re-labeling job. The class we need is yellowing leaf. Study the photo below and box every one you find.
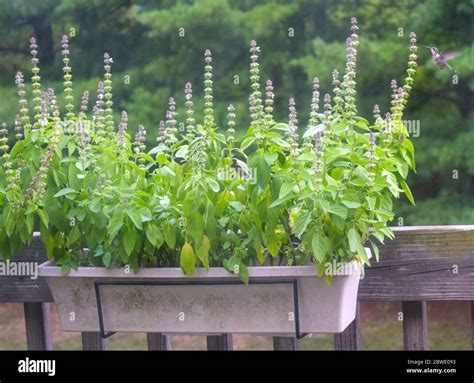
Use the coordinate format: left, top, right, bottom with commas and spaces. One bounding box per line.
180, 243, 195, 276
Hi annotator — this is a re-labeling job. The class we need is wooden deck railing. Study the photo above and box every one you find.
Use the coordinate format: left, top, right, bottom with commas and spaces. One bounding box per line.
1, 225, 473, 351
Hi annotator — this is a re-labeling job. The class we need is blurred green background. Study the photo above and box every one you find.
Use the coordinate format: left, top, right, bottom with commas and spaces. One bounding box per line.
0, 0, 472, 225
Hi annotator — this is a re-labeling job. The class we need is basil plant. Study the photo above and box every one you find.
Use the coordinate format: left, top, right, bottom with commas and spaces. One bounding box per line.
0, 19, 417, 283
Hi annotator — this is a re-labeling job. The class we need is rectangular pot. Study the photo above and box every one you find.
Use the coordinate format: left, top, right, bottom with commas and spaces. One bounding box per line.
38, 255, 367, 335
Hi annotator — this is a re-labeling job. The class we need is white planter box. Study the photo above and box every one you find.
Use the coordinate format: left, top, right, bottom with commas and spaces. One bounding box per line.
38, 252, 369, 336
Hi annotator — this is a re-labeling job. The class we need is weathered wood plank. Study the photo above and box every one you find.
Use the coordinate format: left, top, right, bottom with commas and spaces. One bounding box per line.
387, 225, 474, 232
207, 334, 233, 350
359, 272, 474, 300
81, 332, 109, 350
359, 227, 474, 300
0, 277, 53, 303
23, 302, 53, 350
146, 333, 172, 350
273, 336, 298, 350
402, 301, 428, 350
0, 234, 53, 303
334, 302, 361, 350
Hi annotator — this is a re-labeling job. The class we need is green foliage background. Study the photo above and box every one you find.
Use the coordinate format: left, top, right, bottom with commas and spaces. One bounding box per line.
0, 0, 472, 225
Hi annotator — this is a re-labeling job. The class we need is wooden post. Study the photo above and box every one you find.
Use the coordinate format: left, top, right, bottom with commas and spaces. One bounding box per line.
402, 301, 428, 350
81, 332, 109, 350
334, 302, 361, 350
145, 259, 173, 350
207, 334, 233, 350
146, 333, 172, 350
273, 336, 298, 350
23, 302, 53, 350
471, 301, 474, 350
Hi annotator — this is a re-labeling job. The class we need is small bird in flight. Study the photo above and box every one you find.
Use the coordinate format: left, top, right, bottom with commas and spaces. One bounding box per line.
423, 46, 460, 70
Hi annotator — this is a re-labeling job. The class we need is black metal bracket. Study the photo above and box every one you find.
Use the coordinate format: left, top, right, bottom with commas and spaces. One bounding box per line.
94, 278, 309, 340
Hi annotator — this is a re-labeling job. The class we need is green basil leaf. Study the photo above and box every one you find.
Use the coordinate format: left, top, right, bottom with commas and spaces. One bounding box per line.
146, 223, 163, 248
123, 229, 137, 257
311, 232, 330, 263
196, 235, 210, 271
164, 223, 176, 250
348, 227, 361, 253
292, 211, 311, 238
54, 188, 77, 197
400, 178, 415, 205
126, 209, 143, 230
109, 211, 124, 238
